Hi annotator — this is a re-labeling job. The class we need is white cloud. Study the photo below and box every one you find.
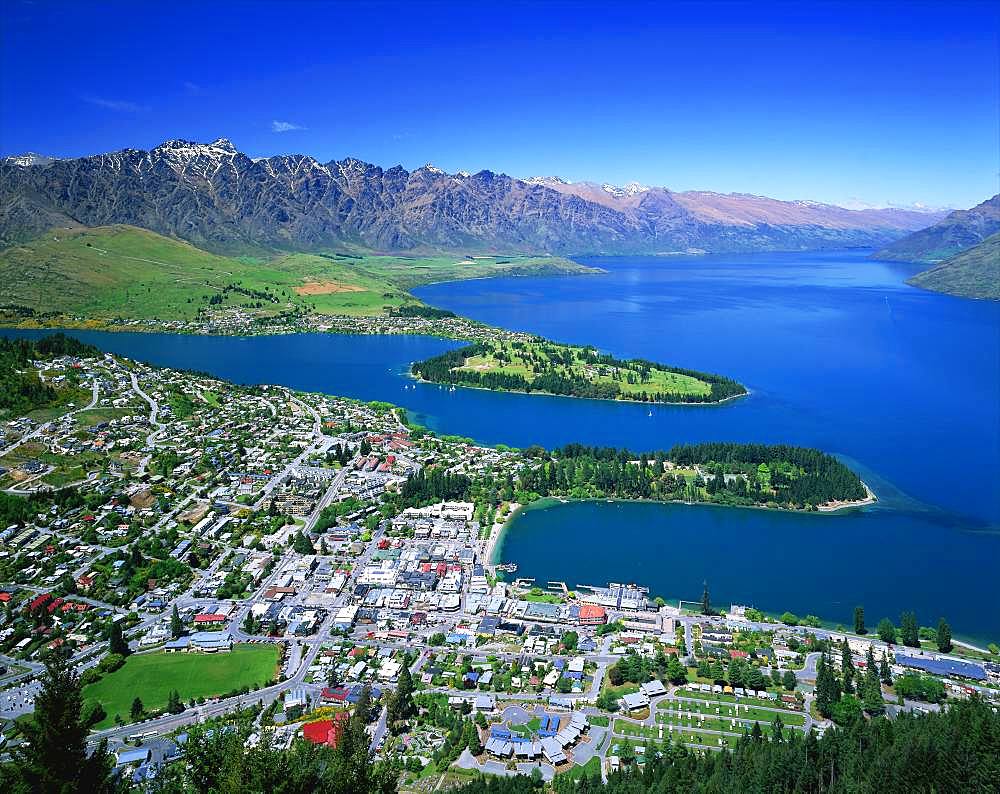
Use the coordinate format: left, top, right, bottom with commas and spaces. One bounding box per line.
271, 120, 305, 133
82, 95, 149, 113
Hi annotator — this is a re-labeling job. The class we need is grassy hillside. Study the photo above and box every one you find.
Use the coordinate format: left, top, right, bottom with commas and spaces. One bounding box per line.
907, 233, 1000, 300
0, 225, 596, 324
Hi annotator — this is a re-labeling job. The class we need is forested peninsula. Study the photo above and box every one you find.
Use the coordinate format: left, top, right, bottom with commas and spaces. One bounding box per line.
411, 339, 747, 404
396, 440, 871, 514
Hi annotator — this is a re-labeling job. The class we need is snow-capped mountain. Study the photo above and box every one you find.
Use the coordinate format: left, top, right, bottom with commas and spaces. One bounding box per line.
0, 138, 945, 254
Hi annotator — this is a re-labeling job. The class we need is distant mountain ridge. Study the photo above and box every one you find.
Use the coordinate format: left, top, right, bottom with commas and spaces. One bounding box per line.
872, 194, 1000, 264
0, 138, 944, 256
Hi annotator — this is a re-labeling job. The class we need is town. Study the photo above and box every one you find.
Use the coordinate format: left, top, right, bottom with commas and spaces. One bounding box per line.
1, 344, 997, 790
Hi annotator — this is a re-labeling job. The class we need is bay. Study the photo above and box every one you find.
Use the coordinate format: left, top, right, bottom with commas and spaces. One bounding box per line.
4, 250, 999, 641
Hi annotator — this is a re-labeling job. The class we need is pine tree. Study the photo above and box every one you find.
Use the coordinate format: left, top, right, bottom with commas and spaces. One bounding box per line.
7, 652, 116, 792
840, 638, 855, 694
900, 611, 920, 648
815, 654, 832, 717
770, 713, 784, 742
465, 719, 483, 755
782, 669, 797, 691
387, 663, 416, 728
879, 653, 893, 686
863, 646, 884, 714
701, 581, 711, 615
854, 606, 866, 635
108, 619, 130, 656
130, 696, 144, 720
877, 617, 897, 644
171, 603, 183, 639
936, 617, 952, 653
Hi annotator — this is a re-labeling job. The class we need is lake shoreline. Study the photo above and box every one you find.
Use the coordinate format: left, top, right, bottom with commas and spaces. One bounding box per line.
410, 372, 750, 407
489, 487, 878, 566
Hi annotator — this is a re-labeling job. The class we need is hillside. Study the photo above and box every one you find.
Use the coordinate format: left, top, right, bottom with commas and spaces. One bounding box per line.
1, 138, 943, 257
0, 225, 592, 323
907, 233, 1000, 300
872, 194, 1000, 263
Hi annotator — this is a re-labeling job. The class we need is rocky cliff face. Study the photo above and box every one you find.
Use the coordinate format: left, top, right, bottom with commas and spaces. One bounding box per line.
1, 139, 943, 255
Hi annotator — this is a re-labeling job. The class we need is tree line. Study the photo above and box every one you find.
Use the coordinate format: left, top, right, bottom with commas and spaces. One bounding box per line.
0, 333, 100, 416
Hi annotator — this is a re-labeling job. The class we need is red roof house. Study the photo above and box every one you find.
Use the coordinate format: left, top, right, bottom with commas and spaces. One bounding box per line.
302, 712, 351, 747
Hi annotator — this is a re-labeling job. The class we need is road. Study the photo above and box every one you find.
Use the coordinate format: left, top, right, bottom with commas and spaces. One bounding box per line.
129, 370, 166, 474
0, 378, 99, 458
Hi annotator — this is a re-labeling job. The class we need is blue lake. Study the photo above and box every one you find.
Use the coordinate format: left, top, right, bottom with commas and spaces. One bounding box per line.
5, 250, 999, 642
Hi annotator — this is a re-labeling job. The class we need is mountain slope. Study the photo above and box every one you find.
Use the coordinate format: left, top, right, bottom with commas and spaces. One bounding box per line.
1, 139, 943, 256
0, 224, 592, 322
906, 233, 1000, 300
872, 194, 1000, 263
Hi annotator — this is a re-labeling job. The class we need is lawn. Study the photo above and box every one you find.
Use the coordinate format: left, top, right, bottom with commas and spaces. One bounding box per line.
562, 755, 602, 781
672, 698, 805, 726
675, 688, 801, 711
83, 644, 279, 728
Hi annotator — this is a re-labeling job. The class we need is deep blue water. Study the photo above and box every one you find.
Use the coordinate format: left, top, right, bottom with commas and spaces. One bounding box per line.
4, 250, 999, 642
495, 500, 998, 643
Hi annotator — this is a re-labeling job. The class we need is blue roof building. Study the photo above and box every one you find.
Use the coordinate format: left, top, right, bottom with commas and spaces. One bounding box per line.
895, 653, 986, 681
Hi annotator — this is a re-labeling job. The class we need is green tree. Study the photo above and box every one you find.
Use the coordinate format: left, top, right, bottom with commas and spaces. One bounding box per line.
701, 580, 711, 615
108, 619, 130, 656
293, 530, 315, 555
900, 611, 920, 648
387, 663, 416, 728
770, 712, 784, 743
465, 719, 483, 755
936, 617, 952, 653
879, 652, 893, 685
666, 655, 688, 685
5, 652, 117, 793
814, 652, 841, 719
840, 638, 855, 694
170, 603, 183, 639
854, 605, 866, 635
877, 617, 896, 644
782, 669, 797, 691
244, 610, 258, 635
862, 646, 884, 715
130, 696, 144, 720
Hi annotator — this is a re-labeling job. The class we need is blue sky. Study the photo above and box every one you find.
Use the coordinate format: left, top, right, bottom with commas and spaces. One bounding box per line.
2, 1, 997, 209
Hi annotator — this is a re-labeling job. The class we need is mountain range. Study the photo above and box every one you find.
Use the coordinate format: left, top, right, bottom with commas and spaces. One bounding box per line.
0, 138, 945, 257
872, 194, 1000, 264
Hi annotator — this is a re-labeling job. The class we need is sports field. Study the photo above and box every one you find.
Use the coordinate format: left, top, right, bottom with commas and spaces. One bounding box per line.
83, 644, 279, 728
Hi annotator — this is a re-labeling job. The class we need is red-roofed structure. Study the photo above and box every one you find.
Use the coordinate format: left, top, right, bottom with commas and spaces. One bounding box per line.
194, 613, 227, 624
578, 604, 607, 626
302, 712, 350, 747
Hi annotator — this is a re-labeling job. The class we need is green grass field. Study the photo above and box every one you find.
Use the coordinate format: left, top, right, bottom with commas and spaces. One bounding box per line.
0, 225, 595, 324
659, 697, 805, 725
83, 644, 279, 728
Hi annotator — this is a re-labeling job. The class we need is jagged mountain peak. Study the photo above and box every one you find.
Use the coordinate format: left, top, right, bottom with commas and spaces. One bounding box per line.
526, 175, 571, 186
0, 137, 950, 255
3, 152, 61, 168
602, 181, 649, 198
